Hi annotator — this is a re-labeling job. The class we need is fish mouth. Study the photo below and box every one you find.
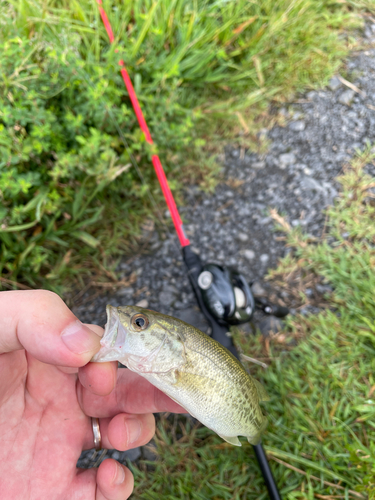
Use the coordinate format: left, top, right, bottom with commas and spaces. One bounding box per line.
91, 305, 128, 362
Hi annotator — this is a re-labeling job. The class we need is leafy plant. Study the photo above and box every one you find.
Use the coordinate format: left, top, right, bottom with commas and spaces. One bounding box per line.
0, 0, 364, 290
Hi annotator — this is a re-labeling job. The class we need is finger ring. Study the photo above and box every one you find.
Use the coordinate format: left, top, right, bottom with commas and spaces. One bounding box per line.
92, 417, 102, 451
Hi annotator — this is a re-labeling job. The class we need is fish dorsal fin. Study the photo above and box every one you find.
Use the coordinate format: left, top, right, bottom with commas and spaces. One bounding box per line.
253, 379, 270, 402
126, 328, 186, 374
218, 434, 242, 446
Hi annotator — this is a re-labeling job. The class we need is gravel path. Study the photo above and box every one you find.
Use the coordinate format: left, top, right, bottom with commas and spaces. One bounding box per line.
76, 28, 375, 468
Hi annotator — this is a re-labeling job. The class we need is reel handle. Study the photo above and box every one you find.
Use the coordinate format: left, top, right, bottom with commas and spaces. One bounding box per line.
254, 296, 289, 318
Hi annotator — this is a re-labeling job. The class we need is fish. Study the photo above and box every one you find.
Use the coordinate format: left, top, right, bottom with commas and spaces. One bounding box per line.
92, 305, 269, 446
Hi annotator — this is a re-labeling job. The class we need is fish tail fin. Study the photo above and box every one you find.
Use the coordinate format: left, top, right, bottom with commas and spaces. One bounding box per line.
247, 417, 268, 446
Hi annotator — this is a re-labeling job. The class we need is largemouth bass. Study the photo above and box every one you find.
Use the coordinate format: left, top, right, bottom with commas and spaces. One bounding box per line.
92, 305, 269, 446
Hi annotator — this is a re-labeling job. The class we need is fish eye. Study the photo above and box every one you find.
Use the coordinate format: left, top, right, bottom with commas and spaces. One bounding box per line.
131, 313, 149, 331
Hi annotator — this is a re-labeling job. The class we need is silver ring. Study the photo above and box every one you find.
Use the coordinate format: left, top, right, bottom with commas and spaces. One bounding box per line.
92, 417, 102, 451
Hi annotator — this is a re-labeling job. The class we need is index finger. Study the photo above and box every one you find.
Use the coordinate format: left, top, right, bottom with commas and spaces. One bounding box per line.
78, 368, 186, 417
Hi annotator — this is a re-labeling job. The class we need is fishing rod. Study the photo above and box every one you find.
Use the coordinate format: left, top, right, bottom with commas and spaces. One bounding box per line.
96, 2, 283, 498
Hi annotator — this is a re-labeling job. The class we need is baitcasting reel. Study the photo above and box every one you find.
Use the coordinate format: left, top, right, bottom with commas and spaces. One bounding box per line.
197, 264, 254, 325
197, 263, 289, 326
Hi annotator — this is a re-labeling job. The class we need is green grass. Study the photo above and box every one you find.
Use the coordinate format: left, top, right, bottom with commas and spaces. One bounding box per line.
129, 148, 375, 499
0, 0, 365, 292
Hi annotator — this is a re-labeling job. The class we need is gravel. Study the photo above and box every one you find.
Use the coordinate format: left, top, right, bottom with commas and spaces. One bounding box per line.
75, 32, 375, 468
337, 89, 356, 106
327, 76, 342, 91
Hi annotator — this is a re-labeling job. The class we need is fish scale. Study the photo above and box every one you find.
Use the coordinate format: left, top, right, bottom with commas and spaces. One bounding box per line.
92, 305, 269, 446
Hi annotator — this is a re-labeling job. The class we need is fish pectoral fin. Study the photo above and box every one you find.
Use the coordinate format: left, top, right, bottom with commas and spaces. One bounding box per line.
218, 434, 242, 447
253, 379, 270, 402
126, 333, 186, 374
160, 369, 179, 385
247, 417, 268, 445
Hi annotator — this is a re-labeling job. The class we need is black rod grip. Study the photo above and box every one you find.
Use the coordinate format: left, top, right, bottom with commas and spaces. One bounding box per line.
254, 444, 282, 500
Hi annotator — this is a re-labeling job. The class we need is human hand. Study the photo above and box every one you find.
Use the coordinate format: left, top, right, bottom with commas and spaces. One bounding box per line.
0, 290, 184, 500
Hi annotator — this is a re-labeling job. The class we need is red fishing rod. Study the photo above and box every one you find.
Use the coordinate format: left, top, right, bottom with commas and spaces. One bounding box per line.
96, 1, 189, 249
96, 2, 282, 499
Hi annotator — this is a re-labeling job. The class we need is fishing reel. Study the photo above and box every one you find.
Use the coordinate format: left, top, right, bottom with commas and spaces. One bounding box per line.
183, 247, 289, 338
196, 263, 290, 326
197, 264, 254, 325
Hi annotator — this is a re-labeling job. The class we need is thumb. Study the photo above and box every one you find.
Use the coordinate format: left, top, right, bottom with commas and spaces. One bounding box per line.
0, 290, 102, 367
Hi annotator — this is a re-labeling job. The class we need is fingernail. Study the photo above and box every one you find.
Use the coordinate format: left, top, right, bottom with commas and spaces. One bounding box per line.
113, 463, 126, 485
126, 416, 142, 445
61, 320, 101, 354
